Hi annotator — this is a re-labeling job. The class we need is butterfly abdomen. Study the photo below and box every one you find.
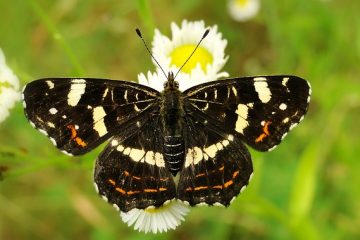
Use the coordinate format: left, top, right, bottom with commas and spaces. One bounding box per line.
163, 135, 184, 176
161, 87, 185, 176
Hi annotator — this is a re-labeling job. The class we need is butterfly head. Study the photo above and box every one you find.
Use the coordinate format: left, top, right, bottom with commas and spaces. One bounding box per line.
164, 72, 179, 90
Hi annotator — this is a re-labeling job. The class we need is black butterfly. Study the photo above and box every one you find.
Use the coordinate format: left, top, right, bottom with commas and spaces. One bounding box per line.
22, 71, 311, 212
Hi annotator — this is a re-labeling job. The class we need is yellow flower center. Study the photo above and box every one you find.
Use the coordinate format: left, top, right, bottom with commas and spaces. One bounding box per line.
170, 45, 213, 73
236, 0, 249, 7
145, 203, 170, 213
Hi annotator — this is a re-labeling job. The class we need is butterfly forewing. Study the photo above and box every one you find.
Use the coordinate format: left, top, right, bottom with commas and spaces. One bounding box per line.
183, 75, 311, 151
23, 78, 160, 155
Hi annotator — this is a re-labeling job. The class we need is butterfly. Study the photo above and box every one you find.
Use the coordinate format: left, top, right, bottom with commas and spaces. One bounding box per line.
22, 71, 311, 212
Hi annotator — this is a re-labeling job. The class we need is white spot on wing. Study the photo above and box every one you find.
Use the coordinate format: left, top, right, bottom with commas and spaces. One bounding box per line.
124, 90, 128, 102
213, 202, 225, 207
268, 145, 277, 151
101, 195, 109, 202
235, 104, 249, 134
47, 122, 55, 128
279, 103, 287, 110
49, 108, 58, 114
67, 79, 86, 106
93, 106, 108, 137
254, 78, 271, 103
38, 129, 48, 136
184, 147, 204, 167
202, 103, 209, 111
249, 172, 254, 182
289, 123, 298, 130
129, 148, 145, 162
50, 137, 57, 146
102, 88, 109, 99
123, 147, 131, 155
232, 86, 237, 97
282, 77, 289, 86
119, 148, 166, 167
247, 102, 254, 108
113, 204, 120, 211
111, 139, 118, 146
155, 152, 165, 167
117, 145, 124, 152
46, 80, 54, 89
134, 104, 141, 112
61, 150, 73, 156
203, 145, 217, 158
93, 182, 99, 193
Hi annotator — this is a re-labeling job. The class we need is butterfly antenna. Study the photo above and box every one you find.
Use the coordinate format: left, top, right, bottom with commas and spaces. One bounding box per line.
135, 28, 168, 79
174, 29, 210, 79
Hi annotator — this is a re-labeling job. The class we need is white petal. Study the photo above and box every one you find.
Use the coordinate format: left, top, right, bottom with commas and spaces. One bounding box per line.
0, 48, 20, 123
120, 200, 189, 234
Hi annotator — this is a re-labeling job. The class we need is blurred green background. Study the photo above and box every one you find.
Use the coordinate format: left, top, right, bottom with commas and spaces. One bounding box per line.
1, 0, 360, 239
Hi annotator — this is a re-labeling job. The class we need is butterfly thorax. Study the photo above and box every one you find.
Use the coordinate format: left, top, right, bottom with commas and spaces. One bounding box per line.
161, 72, 185, 176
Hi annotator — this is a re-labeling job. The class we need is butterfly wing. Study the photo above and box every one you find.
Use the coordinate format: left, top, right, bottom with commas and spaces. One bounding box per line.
22, 78, 160, 155
183, 75, 311, 151
94, 113, 176, 212
177, 110, 253, 206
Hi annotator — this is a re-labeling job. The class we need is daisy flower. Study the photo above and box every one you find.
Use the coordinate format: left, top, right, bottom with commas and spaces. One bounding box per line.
0, 49, 20, 123
120, 199, 189, 234
227, 0, 260, 22
148, 20, 229, 90
138, 69, 199, 92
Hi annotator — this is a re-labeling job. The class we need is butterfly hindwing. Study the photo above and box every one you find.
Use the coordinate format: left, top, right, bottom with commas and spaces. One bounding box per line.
94, 113, 176, 212
177, 112, 253, 206
183, 75, 311, 151
22, 78, 160, 155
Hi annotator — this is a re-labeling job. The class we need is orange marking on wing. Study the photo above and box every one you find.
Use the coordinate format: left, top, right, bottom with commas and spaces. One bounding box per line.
224, 180, 234, 188
219, 165, 225, 171
115, 187, 126, 194
108, 179, 116, 186
123, 171, 130, 176
185, 187, 192, 192
160, 177, 169, 181
132, 176, 141, 180
196, 173, 206, 178
255, 121, 272, 143
127, 190, 140, 195
232, 170, 240, 179
159, 187, 167, 192
212, 185, 223, 189
66, 124, 87, 147
75, 137, 87, 147
144, 189, 157, 193
194, 186, 208, 191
